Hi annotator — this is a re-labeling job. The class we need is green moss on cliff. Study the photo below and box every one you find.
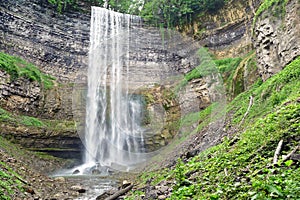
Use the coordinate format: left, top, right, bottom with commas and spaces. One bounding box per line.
0, 52, 55, 89
0, 107, 45, 127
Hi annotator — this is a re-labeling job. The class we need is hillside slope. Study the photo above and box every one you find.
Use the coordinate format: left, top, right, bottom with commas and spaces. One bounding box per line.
125, 53, 300, 200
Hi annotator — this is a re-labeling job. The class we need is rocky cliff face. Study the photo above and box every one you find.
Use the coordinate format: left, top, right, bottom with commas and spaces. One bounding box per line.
0, 0, 211, 158
0, 70, 40, 113
188, 0, 262, 58
0, 69, 73, 120
254, 0, 300, 81
0, 0, 90, 82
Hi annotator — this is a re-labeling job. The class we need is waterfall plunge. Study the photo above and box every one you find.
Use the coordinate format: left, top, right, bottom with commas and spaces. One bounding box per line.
84, 7, 145, 171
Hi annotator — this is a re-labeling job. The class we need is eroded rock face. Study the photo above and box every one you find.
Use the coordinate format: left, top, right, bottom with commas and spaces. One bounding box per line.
0, 70, 40, 113
189, 0, 262, 58
254, 0, 300, 81
0, 69, 73, 119
0, 0, 90, 82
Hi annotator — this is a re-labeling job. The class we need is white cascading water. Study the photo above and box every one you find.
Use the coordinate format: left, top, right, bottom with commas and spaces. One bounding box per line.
83, 7, 145, 172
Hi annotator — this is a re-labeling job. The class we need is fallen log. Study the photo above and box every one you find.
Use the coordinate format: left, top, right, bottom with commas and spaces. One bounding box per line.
105, 184, 134, 200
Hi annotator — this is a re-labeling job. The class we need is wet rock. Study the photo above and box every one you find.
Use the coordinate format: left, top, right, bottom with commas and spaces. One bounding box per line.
158, 195, 167, 200
122, 180, 131, 189
72, 169, 80, 174
7, 157, 17, 163
96, 191, 111, 200
145, 189, 159, 199
156, 185, 169, 194
91, 168, 101, 174
24, 187, 35, 195
54, 177, 66, 183
70, 185, 86, 193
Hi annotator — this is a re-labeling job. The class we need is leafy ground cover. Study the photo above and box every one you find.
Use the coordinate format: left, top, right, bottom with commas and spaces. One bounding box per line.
126, 56, 300, 199
0, 160, 25, 200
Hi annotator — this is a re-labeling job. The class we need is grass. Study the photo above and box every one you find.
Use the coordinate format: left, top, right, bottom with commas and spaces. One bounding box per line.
0, 52, 55, 89
168, 102, 300, 199
176, 48, 253, 100
126, 56, 300, 199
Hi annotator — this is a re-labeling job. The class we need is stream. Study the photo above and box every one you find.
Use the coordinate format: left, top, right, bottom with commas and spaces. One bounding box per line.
54, 174, 118, 199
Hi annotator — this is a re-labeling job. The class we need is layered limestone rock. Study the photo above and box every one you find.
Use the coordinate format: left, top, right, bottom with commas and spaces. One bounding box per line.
0, 0, 90, 82
0, 70, 40, 113
0, 69, 73, 120
187, 0, 262, 58
254, 0, 300, 81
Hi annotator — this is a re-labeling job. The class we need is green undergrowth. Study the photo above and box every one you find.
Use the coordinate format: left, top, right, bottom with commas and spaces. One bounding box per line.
0, 137, 30, 199
0, 52, 55, 89
168, 102, 300, 199
177, 48, 253, 99
0, 107, 75, 131
0, 108, 46, 127
0, 161, 25, 200
229, 56, 300, 126
128, 56, 300, 199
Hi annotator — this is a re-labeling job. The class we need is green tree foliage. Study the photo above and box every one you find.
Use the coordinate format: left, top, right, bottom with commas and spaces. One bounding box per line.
141, 0, 225, 26
47, 0, 225, 27
47, 0, 105, 13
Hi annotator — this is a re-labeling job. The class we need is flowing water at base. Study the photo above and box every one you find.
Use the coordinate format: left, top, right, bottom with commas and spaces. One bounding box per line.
71, 176, 116, 200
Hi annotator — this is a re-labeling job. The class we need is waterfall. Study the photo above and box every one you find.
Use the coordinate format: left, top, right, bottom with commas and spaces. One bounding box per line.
84, 7, 145, 171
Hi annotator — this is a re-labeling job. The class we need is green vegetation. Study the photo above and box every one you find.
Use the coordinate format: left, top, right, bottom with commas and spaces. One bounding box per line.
167, 103, 299, 199
176, 47, 218, 90
177, 48, 247, 100
21, 116, 45, 127
0, 106, 76, 131
0, 52, 55, 89
0, 108, 14, 123
253, 0, 289, 25
0, 162, 25, 200
0, 137, 28, 199
141, 0, 225, 27
0, 107, 45, 127
47, 0, 225, 27
229, 56, 300, 125
127, 56, 300, 199
48, 0, 104, 12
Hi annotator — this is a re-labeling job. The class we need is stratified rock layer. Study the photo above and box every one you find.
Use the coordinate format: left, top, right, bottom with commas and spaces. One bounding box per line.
0, 0, 90, 81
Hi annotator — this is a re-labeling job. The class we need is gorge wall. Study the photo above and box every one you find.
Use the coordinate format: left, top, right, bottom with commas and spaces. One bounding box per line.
0, 0, 90, 82
1, 0, 299, 164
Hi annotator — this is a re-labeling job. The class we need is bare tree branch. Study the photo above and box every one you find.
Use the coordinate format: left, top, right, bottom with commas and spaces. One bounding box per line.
240, 95, 254, 126
282, 145, 299, 162
273, 139, 284, 164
